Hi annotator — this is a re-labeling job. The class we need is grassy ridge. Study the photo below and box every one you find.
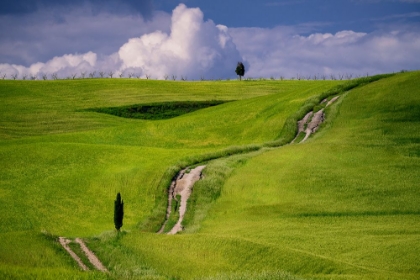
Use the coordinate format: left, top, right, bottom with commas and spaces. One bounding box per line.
0, 79, 333, 139
193, 72, 420, 278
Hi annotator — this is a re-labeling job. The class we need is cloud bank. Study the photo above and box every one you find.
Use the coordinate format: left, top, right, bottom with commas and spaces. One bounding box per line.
0, 3, 419, 80
0, 3, 171, 66
118, 4, 244, 79
230, 25, 420, 78
0, 4, 245, 80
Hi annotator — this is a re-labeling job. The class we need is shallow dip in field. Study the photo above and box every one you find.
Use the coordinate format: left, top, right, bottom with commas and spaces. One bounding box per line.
84, 100, 231, 120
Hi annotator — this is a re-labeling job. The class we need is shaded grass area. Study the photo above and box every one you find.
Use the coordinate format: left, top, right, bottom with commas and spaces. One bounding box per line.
85, 100, 230, 120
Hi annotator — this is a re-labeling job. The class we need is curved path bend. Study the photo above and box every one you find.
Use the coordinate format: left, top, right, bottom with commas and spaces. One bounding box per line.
293, 96, 340, 144
158, 166, 206, 234
160, 96, 341, 234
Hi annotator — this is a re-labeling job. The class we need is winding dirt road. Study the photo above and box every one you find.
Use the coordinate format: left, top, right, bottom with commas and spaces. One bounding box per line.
294, 95, 340, 143
158, 165, 206, 234
168, 165, 206, 234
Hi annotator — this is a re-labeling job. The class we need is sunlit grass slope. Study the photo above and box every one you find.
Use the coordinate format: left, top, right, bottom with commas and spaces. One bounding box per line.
100, 72, 420, 279
0, 78, 341, 279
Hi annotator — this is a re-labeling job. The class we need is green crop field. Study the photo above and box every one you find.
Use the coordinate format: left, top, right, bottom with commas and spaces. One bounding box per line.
0, 72, 419, 279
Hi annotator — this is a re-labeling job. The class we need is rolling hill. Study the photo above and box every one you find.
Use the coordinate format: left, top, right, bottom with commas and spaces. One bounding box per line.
0, 72, 418, 279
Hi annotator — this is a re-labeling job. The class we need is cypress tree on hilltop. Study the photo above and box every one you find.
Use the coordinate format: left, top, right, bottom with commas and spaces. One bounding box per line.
114, 192, 124, 232
235, 62, 245, 80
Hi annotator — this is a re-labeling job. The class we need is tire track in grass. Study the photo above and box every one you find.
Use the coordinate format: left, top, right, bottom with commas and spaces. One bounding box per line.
58, 237, 89, 271
75, 238, 108, 272
58, 237, 108, 272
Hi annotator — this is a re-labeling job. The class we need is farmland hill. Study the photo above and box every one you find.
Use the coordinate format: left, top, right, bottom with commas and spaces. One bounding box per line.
0, 71, 419, 279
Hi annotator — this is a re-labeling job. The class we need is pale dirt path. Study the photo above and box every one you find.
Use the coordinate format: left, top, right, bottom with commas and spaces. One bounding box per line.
59, 237, 108, 272
291, 111, 313, 143
157, 169, 186, 234
75, 238, 108, 272
298, 95, 340, 143
58, 237, 89, 271
327, 96, 340, 107
168, 165, 206, 235
301, 109, 325, 143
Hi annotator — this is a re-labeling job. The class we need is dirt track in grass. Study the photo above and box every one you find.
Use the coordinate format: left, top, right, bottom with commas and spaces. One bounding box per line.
158, 165, 206, 234
292, 95, 340, 144
58, 237, 108, 272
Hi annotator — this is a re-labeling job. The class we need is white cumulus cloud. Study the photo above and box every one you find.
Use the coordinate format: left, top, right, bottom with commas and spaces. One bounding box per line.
0, 52, 98, 78
117, 4, 245, 79
1, 4, 419, 80
0, 4, 245, 80
230, 25, 420, 78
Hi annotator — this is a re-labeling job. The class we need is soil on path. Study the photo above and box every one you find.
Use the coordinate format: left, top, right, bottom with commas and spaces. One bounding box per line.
59, 237, 89, 271
291, 111, 313, 143
75, 238, 108, 272
294, 95, 340, 143
158, 165, 206, 234
301, 109, 325, 142
58, 237, 108, 272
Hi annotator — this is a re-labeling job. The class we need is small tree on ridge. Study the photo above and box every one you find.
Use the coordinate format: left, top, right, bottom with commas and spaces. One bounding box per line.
235, 62, 245, 81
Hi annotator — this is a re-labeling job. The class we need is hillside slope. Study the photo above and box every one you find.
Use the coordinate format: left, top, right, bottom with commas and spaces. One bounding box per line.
0, 79, 341, 279
101, 72, 420, 279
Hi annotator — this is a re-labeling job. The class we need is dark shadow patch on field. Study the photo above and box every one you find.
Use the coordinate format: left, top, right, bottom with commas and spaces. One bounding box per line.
83, 100, 233, 120
382, 104, 420, 123
294, 210, 420, 218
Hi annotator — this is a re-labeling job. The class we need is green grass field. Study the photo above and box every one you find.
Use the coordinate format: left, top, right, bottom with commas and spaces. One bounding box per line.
0, 73, 419, 279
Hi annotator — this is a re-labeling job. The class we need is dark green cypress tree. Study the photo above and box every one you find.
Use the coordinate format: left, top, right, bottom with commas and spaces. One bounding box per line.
235, 62, 245, 80
114, 192, 124, 231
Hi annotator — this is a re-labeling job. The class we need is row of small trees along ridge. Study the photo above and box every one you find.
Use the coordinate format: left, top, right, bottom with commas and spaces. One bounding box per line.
0, 62, 376, 81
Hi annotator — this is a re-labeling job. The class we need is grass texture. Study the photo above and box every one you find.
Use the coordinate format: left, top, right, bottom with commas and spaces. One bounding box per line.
1, 72, 418, 279
90, 72, 419, 279
0, 78, 340, 279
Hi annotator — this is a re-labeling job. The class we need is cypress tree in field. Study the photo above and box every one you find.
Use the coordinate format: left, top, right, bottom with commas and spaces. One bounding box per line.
235, 62, 245, 80
114, 192, 124, 231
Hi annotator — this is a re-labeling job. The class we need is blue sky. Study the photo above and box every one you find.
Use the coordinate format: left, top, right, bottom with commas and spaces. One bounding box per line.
0, 0, 419, 79
158, 0, 420, 31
